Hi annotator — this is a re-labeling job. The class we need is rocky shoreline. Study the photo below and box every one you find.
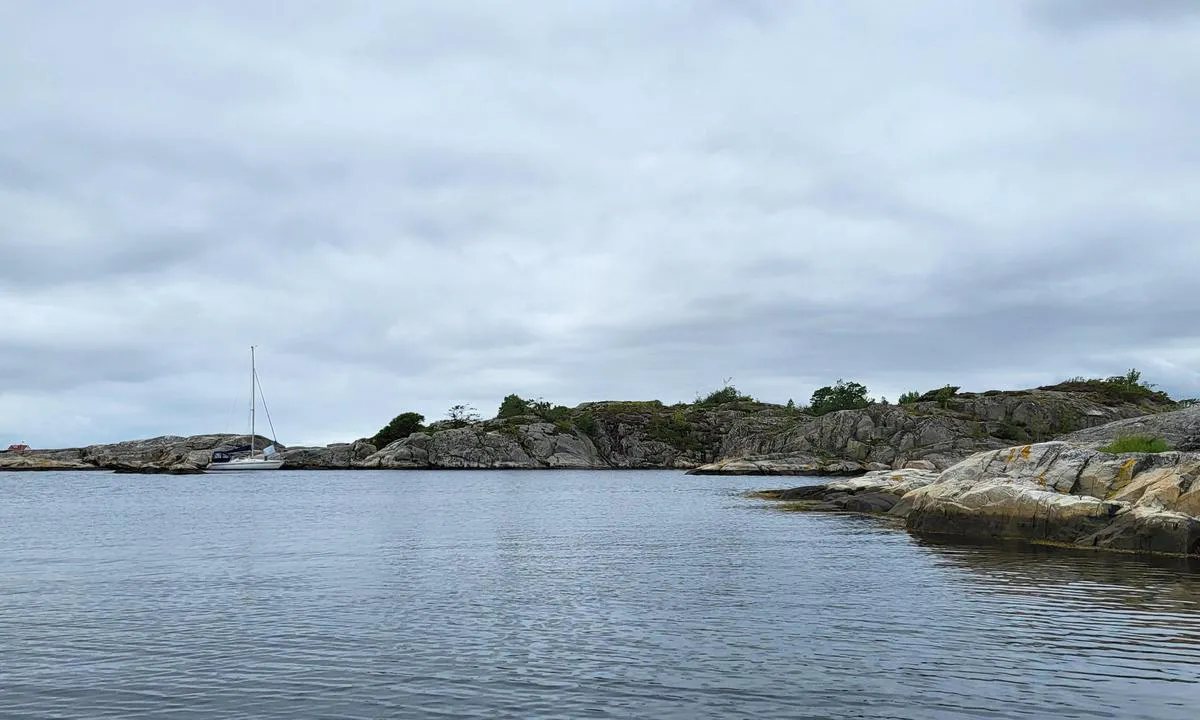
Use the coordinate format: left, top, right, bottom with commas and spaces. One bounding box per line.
750, 432, 1200, 558
5, 386, 1198, 558
2, 385, 1187, 475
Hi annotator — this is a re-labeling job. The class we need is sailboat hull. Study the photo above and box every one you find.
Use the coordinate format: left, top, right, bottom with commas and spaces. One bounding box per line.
205, 458, 284, 472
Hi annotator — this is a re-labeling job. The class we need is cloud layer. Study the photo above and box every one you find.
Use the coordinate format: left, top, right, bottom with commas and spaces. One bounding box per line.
2, 0, 1198, 447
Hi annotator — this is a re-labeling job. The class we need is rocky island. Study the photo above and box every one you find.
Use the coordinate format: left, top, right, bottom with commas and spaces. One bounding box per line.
2, 376, 1174, 474
4, 371, 1197, 556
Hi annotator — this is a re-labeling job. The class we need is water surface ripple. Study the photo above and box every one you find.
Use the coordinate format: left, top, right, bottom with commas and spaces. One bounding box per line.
1, 470, 1197, 719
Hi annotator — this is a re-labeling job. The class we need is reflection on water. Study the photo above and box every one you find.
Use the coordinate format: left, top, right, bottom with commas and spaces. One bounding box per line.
0, 470, 1197, 719
915, 537, 1200, 686
918, 535, 1200, 598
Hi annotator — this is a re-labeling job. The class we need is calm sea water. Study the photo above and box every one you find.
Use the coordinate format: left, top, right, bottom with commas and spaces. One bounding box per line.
1, 469, 1197, 719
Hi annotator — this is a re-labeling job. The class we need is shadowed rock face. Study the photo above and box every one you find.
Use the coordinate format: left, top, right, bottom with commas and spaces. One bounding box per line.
358, 402, 768, 470
694, 390, 1166, 475
364, 389, 1166, 474
753, 442, 1200, 558
280, 440, 376, 469
360, 415, 708, 470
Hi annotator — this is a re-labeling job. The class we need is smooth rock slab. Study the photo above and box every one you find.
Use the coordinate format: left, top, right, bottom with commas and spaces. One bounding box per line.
890, 443, 1200, 556
752, 469, 940, 513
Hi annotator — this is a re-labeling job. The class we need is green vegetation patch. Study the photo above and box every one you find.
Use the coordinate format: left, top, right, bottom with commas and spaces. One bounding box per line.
694, 383, 755, 407
809, 380, 871, 416
371, 411, 426, 447
1099, 435, 1171, 454
594, 400, 666, 414
573, 411, 599, 437
1040, 369, 1172, 405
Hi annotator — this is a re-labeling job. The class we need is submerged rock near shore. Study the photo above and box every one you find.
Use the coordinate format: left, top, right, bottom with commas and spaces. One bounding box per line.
752, 468, 940, 513
753, 440, 1200, 557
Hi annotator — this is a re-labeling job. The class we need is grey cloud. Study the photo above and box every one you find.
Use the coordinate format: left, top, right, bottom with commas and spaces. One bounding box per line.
0, 342, 177, 392
1, 0, 1198, 447
1, 231, 208, 287
1026, 0, 1200, 31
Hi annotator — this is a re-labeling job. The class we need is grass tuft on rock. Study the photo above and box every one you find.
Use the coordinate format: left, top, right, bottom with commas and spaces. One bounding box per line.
1099, 435, 1170, 454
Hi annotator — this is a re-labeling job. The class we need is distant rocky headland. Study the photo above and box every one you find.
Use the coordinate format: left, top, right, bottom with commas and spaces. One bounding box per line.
2, 372, 1193, 475
5, 372, 1198, 556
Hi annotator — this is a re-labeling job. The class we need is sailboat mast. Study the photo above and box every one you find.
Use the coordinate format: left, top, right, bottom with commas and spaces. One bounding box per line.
250, 345, 256, 457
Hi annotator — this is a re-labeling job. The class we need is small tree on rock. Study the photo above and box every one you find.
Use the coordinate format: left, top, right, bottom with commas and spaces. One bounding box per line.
528, 397, 572, 423
809, 380, 871, 416
446, 404, 481, 427
371, 412, 425, 448
497, 394, 529, 419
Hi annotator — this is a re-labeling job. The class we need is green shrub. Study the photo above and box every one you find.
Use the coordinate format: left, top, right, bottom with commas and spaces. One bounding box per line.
1099, 435, 1170, 454
497, 394, 529, 419
1039, 368, 1172, 405
444, 404, 480, 428
573, 411, 599, 436
597, 400, 665, 414
528, 398, 572, 424
898, 391, 920, 405
370, 411, 425, 447
809, 380, 871, 416
695, 382, 755, 407
646, 408, 708, 454
916, 385, 959, 406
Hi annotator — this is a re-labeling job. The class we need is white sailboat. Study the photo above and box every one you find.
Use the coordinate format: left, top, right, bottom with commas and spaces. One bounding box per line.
206, 346, 285, 471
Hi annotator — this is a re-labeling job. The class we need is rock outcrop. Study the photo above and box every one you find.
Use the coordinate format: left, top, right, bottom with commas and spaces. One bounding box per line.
358, 401, 772, 470
362, 389, 1172, 473
751, 468, 939, 513
691, 389, 1168, 475
753, 442, 1200, 557
689, 456, 884, 476
894, 443, 1200, 556
2, 385, 1181, 474
361, 418, 681, 470
1, 435, 281, 474
280, 440, 377, 468
1058, 404, 1200, 451
0, 447, 93, 471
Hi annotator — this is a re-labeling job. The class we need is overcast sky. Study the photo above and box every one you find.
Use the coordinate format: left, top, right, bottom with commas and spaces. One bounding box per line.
2, 0, 1199, 448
